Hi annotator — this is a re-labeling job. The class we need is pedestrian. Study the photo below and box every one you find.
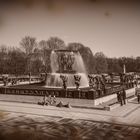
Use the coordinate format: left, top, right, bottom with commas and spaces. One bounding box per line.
135, 88, 140, 104
117, 92, 120, 103
122, 88, 126, 105
117, 92, 123, 106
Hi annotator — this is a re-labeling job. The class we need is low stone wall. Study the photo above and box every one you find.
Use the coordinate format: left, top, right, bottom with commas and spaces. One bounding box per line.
93, 94, 117, 106
93, 87, 135, 106
0, 88, 135, 109
56, 87, 136, 107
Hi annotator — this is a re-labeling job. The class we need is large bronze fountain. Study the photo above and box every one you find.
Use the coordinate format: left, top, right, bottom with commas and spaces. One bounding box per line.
44, 49, 89, 88
0, 49, 130, 106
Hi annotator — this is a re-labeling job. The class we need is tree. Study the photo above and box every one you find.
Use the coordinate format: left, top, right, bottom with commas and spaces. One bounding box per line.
20, 36, 37, 73
95, 52, 108, 74
7, 48, 26, 75
38, 40, 49, 50
67, 43, 96, 73
30, 59, 44, 74
20, 36, 37, 55
47, 37, 65, 50
67, 42, 84, 51
135, 57, 140, 72
107, 58, 122, 73
38, 40, 52, 72
0, 45, 9, 74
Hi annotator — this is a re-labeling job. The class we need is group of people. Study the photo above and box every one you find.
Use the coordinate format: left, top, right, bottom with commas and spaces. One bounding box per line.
117, 87, 140, 106
117, 88, 126, 106
39, 94, 56, 106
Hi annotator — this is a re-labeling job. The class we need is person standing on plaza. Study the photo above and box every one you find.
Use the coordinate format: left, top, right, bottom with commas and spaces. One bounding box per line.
135, 88, 140, 104
117, 92, 123, 106
122, 88, 126, 105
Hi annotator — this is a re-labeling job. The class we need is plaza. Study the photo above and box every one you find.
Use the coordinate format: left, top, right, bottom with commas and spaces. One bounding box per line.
0, 96, 140, 140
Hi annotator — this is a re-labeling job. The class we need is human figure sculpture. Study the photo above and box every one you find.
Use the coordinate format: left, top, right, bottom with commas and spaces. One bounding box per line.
57, 52, 75, 73
40, 73, 47, 84
119, 73, 123, 83
74, 75, 81, 90
2, 76, 8, 86
66, 53, 75, 71
88, 74, 95, 88
60, 75, 68, 90
45, 73, 48, 81
100, 76, 106, 95
29, 72, 31, 84
95, 76, 102, 97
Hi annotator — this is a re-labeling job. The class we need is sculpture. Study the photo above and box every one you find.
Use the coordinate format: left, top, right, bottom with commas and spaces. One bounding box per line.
88, 74, 95, 88
74, 75, 81, 89
57, 51, 75, 73
60, 75, 68, 90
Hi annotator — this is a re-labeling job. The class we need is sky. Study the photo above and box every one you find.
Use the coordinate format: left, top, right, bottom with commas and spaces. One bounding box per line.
0, 0, 140, 58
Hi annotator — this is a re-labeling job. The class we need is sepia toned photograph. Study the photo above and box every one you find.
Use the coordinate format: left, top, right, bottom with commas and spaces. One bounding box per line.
0, 0, 140, 140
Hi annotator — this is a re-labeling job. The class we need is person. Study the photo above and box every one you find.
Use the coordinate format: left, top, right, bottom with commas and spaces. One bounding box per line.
117, 92, 120, 103
48, 94, 52, 105
135, 88, 140, 104
117, 92, 123, 106
42, 95, 47, 106
122, 88, 126, 105
52, 95, 56, 105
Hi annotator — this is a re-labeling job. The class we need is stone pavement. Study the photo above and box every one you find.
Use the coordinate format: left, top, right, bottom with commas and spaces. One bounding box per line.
0, 98, 140, 140
0, 97, 140, 126
0, 113, 140, 140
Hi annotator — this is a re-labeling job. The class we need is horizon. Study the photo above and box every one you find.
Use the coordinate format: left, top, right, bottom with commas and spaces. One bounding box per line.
0, 0, 140, 58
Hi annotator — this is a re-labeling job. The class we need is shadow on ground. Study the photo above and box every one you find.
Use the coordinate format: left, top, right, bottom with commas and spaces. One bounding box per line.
0, 115, 140, 140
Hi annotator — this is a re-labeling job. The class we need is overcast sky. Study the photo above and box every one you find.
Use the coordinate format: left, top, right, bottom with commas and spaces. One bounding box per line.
0, 0, 140, 57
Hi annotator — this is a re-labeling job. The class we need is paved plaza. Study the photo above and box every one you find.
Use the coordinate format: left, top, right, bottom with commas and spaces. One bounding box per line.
0, 96, 140, 140
0, 101, 140, 140
0, 97, 140, 125
0, 98, 140, 140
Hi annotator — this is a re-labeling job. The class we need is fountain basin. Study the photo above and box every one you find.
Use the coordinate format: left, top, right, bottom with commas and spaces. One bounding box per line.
44, 73, 89, 88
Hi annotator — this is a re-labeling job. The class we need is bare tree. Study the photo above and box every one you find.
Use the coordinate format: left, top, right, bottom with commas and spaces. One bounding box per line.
20, 36, 37, 55
38, 40, 49, 50
47, 37, 65, 50
20, 36, 37, 74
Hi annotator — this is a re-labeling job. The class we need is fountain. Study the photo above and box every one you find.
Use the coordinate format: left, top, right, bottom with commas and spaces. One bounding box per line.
0, 49, 130, 107
44, 50, 89, 89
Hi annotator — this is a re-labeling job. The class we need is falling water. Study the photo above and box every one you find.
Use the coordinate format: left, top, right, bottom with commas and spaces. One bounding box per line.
45, 73, 89, 88
44, 50, 89, 88
73, 52, 87, 74
50, 51, 59, 73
